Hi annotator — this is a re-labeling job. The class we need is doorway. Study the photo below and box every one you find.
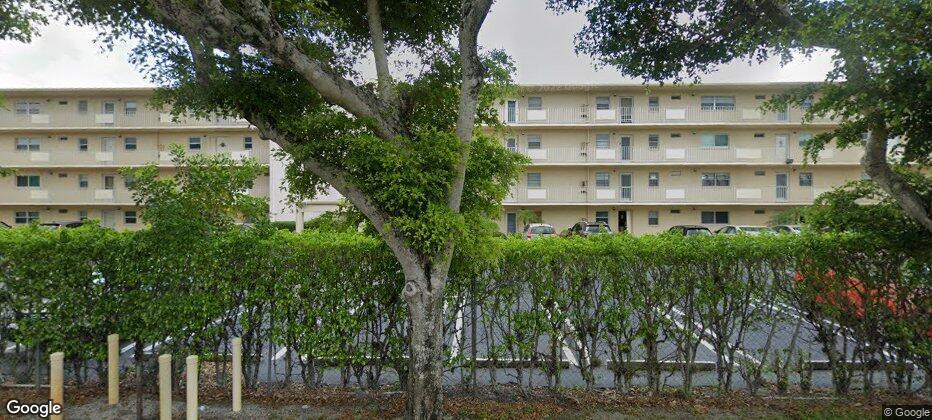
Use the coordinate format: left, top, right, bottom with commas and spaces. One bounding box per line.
617, 210, 628, 233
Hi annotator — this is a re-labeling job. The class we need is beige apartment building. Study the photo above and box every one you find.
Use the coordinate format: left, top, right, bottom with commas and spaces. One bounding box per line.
0, 88, 269, 230
496, 83, 865, 235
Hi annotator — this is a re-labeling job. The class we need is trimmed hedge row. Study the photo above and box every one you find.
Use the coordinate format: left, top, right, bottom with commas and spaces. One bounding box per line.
0, 226, 928, 395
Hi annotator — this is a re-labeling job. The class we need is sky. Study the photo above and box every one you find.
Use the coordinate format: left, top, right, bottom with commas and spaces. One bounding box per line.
0, 0, 835, 88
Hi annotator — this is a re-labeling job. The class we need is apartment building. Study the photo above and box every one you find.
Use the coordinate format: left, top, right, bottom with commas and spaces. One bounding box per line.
496, 83, 864, 235
0, 88, 270, 229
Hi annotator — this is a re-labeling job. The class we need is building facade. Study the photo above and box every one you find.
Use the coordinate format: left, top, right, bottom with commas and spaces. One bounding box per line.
496, 83, 864, 235
0, 88, 270, 229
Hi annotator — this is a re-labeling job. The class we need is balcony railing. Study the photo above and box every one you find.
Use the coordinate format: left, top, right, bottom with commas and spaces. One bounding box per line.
0, 111, 250, 129
2, 149, 268, 166
498, 106, 835, 125
0, 187, 137, 205
504, 185, 831, 204
514, 145, 861, 164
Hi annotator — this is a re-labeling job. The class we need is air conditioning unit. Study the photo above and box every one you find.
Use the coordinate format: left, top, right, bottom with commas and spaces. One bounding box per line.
580, 181, 588, 187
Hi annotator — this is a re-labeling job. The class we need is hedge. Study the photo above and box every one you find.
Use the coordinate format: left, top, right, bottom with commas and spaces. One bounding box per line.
0, 226, 928, 395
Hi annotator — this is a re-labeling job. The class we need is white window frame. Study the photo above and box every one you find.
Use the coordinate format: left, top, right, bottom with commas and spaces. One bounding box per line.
527, 172, 542, 188
15, 137, 40, 151
700, 96, 735, 111
526, 134, 542, 150
527, 96, 543, 111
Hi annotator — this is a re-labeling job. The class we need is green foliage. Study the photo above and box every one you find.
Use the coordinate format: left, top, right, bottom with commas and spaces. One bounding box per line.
0, 0, 46, 42
121, 146, 269, 233
2, 228, 926, 393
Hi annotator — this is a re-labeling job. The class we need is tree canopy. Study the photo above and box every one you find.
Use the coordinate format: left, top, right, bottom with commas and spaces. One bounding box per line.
549, 0, 932, 233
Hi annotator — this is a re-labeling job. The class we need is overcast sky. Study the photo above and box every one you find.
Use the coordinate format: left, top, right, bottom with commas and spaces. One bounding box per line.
0, 0, 835, 88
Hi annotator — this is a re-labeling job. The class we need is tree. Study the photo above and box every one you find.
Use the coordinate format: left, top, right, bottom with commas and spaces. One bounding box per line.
0, 0, 46, 42
51, 1, 524, 416
549, 0, 932, 233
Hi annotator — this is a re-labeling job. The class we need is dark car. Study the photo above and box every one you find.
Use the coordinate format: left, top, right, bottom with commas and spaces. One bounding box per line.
565, 221, 612, 237
668, 225, 712, 236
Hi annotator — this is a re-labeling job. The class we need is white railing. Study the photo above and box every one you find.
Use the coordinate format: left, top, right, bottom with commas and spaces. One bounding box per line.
505, 185, 832, 204
0, 187, 136, 204
0, 111, 250, 128
516, 145, 861, 164
2, 149, 269, 167
499, 105, 836, 125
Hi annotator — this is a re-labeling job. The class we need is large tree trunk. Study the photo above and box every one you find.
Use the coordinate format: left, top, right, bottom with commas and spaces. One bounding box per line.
403, 265, 447, 419
863, 117, 932, 233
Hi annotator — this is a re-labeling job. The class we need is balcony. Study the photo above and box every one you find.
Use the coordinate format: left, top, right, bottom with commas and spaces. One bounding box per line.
0, 187, 136, 205
512, 145, 861, 165
498, 106, 834, 126
504, 185, 830, 205
3, 149, 269, 167
0, 111, 250, 129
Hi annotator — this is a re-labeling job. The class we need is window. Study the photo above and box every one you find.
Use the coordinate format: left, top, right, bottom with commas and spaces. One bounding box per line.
527, 172, 541, 188
799, 172, 813, 187
103, 175, 115, 190
244, 136, 253, 150
648, 96, 659, 111
124, 137, 137, 151
648, 134, 659, 150
700, 96, 735, 111
506, 100, 517, 123
124, 101, 137, 115
506, 138, 517, 152
506, 213, 517, 234
15, 175, 40, 188
15, 137, 40, 151
15, 211, 40, 224
700, 133, 729, 147
755, 95, 766, 100
648, 211, 659, 225
799, 133, 813, 147
754, 133, 765, 138
648, 172, 659, 187
595, 96, 610, 110
188, 137, 202, 150
123, 174, 135, 188
15, 101, 40, 115
595, 172, 610, 187
595, 211, 609, 224
102, 101, 115, 114
527, 134, 542, 149
78, 138, 88, 151
801, 96, 813, 110
78, 210, 88, 221
124, 211, 137, 224
78, 174, 88, 189
59, 136, 68, 141
527, 96, 543, 110
701, 211, 730, 224
595, 133, 610, 149
754, 209, 766, 215
77, 100, 88, 113
670, 209, 681, 214
754, 170, 765, 176
701, 172, 730, 187
670, 133, 681, 138
670, 95, 681, 100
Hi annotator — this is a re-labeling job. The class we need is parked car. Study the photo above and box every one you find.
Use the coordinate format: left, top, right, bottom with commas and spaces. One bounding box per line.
523, 223, 556, 239
714, 225, 772, 235
667, 225, 712, 236
39, 221, 87, 230
565, 221, 612, 237
772, 225, 802, 234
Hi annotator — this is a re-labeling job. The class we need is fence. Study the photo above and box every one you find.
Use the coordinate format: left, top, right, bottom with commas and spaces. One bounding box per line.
0, 226, 928, 397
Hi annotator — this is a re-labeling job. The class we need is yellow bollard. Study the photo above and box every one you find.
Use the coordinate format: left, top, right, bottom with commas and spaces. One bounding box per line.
158, 354, 172, 420
49, 352, 64, 420
186, 355, 198, 420
107, 334, 119, 405
232, 337, 242, 413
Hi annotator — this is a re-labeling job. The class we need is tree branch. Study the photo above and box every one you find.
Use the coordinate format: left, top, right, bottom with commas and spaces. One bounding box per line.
862, 117, 932, 233
448, 0, 493, 212
366, 0, 394, 104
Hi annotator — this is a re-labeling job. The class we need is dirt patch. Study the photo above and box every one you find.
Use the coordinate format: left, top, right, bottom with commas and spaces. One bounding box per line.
1, 384, 927, 419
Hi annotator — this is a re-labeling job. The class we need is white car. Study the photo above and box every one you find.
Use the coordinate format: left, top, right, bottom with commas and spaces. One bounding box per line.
523, 223, 556, 239
715, 225, 772, 235
772, 225, 802, 234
